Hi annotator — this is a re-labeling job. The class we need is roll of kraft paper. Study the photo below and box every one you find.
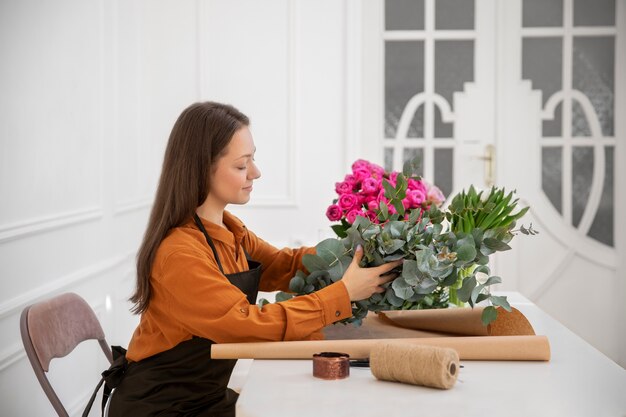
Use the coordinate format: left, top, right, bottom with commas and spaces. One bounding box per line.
211, 335, 551, 361
370, 342, 459, 389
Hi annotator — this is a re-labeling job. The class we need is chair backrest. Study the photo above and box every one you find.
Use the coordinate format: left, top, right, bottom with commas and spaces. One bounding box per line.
20, 292, 113, 417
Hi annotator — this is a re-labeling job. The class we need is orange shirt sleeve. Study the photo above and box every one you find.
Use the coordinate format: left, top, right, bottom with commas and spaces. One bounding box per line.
242, 228, 316, 292
154, 247, 352, 343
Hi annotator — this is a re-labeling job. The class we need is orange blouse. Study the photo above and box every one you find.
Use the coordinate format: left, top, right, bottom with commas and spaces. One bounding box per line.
126, 211, 352, 362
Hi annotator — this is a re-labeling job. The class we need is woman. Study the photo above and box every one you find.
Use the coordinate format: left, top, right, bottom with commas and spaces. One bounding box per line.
109, 101, 400, 416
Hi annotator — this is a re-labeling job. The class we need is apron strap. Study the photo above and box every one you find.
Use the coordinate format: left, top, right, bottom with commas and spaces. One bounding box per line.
193, 214, 226, 274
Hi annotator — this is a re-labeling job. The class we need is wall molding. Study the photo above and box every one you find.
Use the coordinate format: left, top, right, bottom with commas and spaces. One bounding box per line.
113, 198, 151, 215
0, 207, 103, 244
0, 251, 135, 320
197, 0, 299, 208
0, 344, 25, 373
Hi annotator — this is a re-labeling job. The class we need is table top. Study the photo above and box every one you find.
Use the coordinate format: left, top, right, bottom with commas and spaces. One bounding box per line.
235, 292, 626, 417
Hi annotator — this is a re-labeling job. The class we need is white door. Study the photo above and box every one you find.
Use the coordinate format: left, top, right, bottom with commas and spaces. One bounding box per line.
358, 0, 625, 365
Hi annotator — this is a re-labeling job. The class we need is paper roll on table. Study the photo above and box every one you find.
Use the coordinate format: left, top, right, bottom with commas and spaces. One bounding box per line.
211, 335, 551, 361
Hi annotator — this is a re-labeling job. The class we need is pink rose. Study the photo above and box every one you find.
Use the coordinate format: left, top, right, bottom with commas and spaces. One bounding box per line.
344, 174, 358, 186
369, 163, 385, 179
367, 199, 379, 211
325, 204, 343, 221
335, 181, 353, 195
407, 178, 427, 194
361, 177, 379, 194
427, 184, 446, 206
353, 167, 371, 183
351, 159, 371, 172
346, 209, 361, 224
407, 189, 426, 206
338, 193, 359, 210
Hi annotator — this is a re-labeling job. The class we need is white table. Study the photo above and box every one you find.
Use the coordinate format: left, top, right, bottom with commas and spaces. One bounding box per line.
234, 292, 626, 417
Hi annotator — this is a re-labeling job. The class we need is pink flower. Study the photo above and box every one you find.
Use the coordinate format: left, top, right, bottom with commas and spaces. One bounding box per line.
351, 159, 371, 172
338, 193, 359, 211
326, 204, 343, 221
427, 184, 446, 206
346, 209, 361, 224
407, 189, 426, 206
361, 177, 379, 194
352, 167, 371, 183
367, 199, 379, 211
344, 174, 358, 186
335, 181, 353, 195
370, 163, 385, 179
407, 178, 427, 194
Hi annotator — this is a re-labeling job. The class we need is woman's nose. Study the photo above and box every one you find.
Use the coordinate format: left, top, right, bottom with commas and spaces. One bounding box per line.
249, 162, 261, 180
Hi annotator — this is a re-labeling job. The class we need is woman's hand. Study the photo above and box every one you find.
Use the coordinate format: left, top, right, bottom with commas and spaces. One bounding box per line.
341, 246, 402, 301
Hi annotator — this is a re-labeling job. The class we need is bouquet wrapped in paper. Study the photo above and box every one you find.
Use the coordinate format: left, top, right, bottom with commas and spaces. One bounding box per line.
269, 158, 537, 326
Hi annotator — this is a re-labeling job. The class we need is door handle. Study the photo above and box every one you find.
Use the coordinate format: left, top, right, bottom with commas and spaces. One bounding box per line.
475, 144, 495, 187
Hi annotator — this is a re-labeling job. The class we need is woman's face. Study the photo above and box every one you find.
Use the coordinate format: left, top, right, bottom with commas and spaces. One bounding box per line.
209, 126, 261, 207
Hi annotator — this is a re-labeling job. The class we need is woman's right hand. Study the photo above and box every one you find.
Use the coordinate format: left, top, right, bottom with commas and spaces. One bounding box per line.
341, 245, 402, 301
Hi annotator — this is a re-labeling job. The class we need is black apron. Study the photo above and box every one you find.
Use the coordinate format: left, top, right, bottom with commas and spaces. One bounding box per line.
108, 215, 262, 417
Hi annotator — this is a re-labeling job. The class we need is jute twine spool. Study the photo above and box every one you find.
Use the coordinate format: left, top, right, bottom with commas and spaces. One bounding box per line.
370, 341, 459, 389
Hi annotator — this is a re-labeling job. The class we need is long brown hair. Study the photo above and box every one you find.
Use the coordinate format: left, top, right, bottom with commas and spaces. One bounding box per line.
130, 102, 249, 314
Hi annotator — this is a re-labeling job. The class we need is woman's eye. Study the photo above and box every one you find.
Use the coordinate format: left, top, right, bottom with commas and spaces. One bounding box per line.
237, 166, 246, 170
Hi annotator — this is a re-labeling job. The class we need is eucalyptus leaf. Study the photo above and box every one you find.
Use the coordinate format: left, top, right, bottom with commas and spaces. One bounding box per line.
316, 238, 347, 264
385, 288, 404, 307
490, 295, 512, 312
327, 255, 352, 282
275, 291, 294, 302
401, 260, 420, 285
481, 305, 498, 325
415, 276, 439, 294
457, 275, 477, 302
302, 254, 329, 272
288, 275, 305, 293
392, 277, 415, 300
389, 221, 406, 239
455, 244, 477, 263
482, 275, 502, 287
483, 238, 511, 252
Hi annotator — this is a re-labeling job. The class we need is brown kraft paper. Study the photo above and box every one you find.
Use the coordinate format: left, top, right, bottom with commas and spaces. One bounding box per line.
379, 306, 536, 336
211, 335, 551, 361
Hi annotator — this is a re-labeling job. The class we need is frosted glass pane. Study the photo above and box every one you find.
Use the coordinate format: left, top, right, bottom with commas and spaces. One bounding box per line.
572, 147, 593, 228
402, 148, 424, 176
435, 0, 474, 30
542, 147, 562, 214
572, 100, 591, 137
543, 101, 562, 137
523, 0, 563, 27
434, 148, 453, 197
434, 105, 453, 138
572, 37, 614, 136
588, 146, 614, 246
385, 41, 424, 138
522, 37, 563, 106
384, 147, 394, 172
386, 0, 424, 30
574, 0, 615, 26
435, 40, 474, 112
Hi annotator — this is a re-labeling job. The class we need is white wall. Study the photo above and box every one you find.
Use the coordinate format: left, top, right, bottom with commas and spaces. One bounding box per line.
0, 0, 353, 415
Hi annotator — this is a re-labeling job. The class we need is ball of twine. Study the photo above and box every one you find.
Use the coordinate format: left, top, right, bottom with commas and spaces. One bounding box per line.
370, 341, 459, 389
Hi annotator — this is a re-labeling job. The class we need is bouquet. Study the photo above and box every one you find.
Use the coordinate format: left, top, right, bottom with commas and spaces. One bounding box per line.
271, 158, 537, 326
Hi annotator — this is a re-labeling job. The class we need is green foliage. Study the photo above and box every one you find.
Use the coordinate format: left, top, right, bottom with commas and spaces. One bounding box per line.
274, 181, 536, 326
